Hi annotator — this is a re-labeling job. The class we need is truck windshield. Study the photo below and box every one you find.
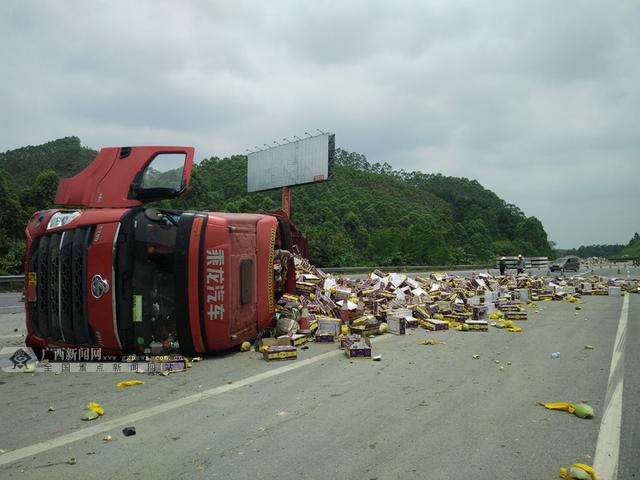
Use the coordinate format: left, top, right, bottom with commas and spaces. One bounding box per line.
130, 210, 180, 353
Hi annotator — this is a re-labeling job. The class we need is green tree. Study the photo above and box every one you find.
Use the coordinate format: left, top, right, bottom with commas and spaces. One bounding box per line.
0, 172, 27, 238
26, 170, 59, 211
0, 237, 25, 276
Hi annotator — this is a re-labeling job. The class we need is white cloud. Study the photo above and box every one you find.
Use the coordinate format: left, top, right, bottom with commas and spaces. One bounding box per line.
0, 0, 638, 247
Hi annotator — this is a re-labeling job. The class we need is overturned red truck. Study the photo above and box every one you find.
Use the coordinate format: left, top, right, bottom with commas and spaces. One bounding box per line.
24, 146, 307, 356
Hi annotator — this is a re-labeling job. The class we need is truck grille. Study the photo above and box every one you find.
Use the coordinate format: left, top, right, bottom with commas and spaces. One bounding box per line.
29, 227, 95, 345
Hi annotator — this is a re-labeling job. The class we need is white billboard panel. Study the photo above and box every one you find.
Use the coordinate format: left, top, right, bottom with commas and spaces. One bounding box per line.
247, 134, 335, 193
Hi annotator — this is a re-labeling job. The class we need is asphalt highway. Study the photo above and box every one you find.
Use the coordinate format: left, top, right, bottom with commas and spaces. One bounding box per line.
0, 269, 638, 479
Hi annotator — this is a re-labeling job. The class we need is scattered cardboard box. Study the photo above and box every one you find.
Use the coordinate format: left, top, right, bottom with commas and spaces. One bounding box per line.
387, 315, 406, 335
343, 336, 372, 359
263, 346, 297, 361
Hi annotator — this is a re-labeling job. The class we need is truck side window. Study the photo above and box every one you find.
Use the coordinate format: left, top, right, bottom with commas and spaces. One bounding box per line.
240, 259, 253, 304
141, 153, 186, 191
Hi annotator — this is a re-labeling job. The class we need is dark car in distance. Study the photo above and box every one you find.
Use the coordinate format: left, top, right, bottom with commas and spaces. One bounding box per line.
549, 256, 580, 272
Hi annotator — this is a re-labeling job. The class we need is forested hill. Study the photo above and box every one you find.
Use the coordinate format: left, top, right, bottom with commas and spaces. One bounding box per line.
0, 137, 552, 273
0, 137, 97, 187
172, 150, 551, 266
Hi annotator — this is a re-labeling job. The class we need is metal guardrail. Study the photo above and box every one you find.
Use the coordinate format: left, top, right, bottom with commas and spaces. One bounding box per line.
0, 275, 24, 284
494, 257, 549, 269
1, 260, 553, 282
321, 264, 495, 273
1, 259, 555, 283
608, 257, 640, 265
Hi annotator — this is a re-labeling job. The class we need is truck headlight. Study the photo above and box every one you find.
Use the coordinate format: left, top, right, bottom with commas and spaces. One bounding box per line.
47, 211, 80, 230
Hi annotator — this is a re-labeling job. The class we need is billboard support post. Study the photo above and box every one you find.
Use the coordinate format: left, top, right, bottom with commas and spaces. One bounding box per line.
281, 186, 291, 219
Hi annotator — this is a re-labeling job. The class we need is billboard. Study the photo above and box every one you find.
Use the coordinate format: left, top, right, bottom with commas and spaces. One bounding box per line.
247, 133, 335, 193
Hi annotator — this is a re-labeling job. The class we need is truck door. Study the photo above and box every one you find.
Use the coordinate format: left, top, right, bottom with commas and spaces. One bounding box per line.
54, 146, 194, 208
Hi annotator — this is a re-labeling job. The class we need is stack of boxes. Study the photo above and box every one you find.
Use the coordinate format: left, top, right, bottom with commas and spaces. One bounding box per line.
258, 255, 637, 362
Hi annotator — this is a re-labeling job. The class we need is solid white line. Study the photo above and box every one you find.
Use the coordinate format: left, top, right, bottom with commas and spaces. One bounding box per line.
0, 306, 21, 309
0, 334, 23, 340
0, 335, 392, 467
593, 294, 629, 480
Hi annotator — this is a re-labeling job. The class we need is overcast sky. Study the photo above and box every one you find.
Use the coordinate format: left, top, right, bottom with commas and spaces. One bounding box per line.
1, 1, 638, 248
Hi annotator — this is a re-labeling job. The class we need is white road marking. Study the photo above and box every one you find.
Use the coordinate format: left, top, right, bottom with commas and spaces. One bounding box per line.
0, 306, 22, 309
593, 294, 629, 480
0, 334, 392, 467
0, 335, 23, 340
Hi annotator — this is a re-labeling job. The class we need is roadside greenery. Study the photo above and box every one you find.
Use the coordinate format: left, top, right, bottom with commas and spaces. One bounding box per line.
172, 149, 554, 266
619, 234, 640, 258
563, 233, 640, 259
1, 137, 557, 273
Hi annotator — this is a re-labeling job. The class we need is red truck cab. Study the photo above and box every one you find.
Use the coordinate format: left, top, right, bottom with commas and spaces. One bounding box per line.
24, 146, 306, 356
